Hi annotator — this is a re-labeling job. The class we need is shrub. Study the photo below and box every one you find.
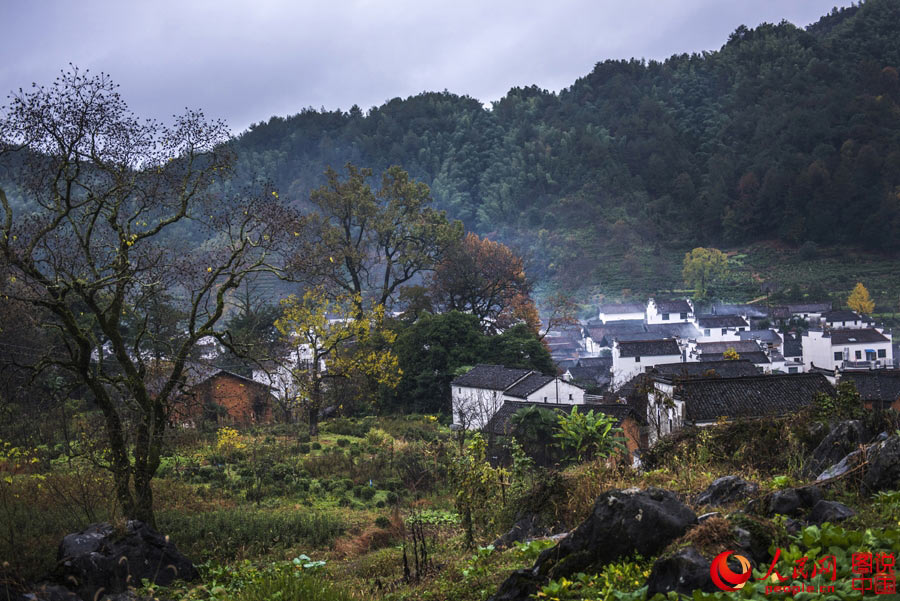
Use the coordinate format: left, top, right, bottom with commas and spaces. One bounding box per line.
311, 442, 321, 450
296, 432, 311, 444
298, 443, 311, 454
157, 509, 345, 560
386, 491, 399, 505
336, 438, 350, 448
359, 486, 376, 501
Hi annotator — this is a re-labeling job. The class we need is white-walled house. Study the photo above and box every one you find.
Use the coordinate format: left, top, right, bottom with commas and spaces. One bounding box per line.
598, 303, 646, 324
822, 310, 871, 330
646, 298, 694, 325
450, 365, 584, 430
694, 315, 750, 342
611, 339, 684, 390
802, 328, 893, 371
502, 372, 586, 405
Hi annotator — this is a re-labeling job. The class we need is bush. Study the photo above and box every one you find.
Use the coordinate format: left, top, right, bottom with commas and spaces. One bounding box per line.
374, 516, 390, 529
296, 432, 311, 444
298, 443, 311, 454
359, 486, 376, 501
311, 442, 322, 450
385, 491, 399, 505
336, 438, 350, 448
321, 416, 376, 437
157, 508, 345, 560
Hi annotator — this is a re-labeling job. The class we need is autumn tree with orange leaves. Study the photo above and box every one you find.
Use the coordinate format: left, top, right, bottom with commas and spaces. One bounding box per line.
429, 233, 539, 333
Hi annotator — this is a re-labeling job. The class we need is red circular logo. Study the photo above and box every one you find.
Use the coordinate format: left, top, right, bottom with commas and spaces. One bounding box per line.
710, 550, 752, 591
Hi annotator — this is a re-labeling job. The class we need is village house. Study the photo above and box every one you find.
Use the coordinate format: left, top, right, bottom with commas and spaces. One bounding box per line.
802, 328, 893, 371
485, 400, 643, 466
645, 373, 834, 445
611, 338, 683, 390
688, 340, 782, 372
737, 329, 783, 352
450, 364, 585, 430
840, 370, 900, 411
822, 310, 871, 329
598, 302, 646, 324
646, 298, 694, 325
182, 370, 276, 426
782, 333, 804, 373
694, 314, 750, 342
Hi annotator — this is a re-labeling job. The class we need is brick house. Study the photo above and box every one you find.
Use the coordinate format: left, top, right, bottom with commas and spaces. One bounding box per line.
182, 370, 276, 425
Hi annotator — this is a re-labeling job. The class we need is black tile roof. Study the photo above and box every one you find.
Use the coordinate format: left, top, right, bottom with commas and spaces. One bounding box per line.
674, 373, 835, 423
738, 330, 783, 345
644, 323, 702, 339
451, 364, 532, 391
617, 339, 681, 358
599, 303, 646, 315
696, 315, 749, 328
710, 304, 769, 318
829, 329, 890, 345
504, 373, 557, 399
653, 299, 692, 313
695, 341, 762, 354
647, 360, 761, 379
823, 310, 863, 322
698, 351, 771, 364
567, 366, 611, 387
840, 371, 900, 404
578, 356, 612, 369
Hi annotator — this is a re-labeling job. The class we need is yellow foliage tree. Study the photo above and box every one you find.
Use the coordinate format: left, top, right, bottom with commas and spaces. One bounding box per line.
275, 288, 400, 436
682, 247, 729, 299
723, 347, 741, 361
847, 282, 875, 315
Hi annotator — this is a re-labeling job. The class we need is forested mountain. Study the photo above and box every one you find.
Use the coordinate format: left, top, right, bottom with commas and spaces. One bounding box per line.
226, 1, 900, 292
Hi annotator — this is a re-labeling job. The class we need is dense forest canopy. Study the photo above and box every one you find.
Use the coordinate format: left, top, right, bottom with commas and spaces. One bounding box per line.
224, 0, 900, 292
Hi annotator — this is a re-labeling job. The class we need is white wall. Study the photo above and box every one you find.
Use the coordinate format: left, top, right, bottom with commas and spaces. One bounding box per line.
646, 299, 693, 325
451, 385, 505, 430
506, 379, 586, 405
802, 330, 894, 371
599, 311, 645, 323
647, 382, 685, 445
611, 349, 684, 390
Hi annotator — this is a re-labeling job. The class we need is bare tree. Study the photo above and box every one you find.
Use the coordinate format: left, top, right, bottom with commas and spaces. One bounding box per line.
0, 68, 289, 524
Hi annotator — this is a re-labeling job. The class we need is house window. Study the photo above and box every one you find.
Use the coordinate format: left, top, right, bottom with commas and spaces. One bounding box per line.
543, 396, 547, 402
704, 329, 710, 336
738, 327, 745, 332
834, 352, 843, 361
878, 349, 887, 358
855, 350, 862, 360
568, 393, 573, 400
662, 313, 669, 320
721, 328, 727, 335
634, 356, 641, 362
788, 367, 798, 373
680, 312, 687, 319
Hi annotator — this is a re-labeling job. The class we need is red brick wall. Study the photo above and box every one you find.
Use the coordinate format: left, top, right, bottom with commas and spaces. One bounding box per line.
180, 373, 273, 425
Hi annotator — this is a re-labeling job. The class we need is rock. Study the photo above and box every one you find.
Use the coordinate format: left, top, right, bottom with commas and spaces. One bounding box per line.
807, 500, 856, 525
863, 435, 900, 495
57, 520, 198, 601
767, 489, 802, 516
694, 476, 759, 507
796, 485, 823, 508
784, 518, 804, 535
804, 420, 869, 478
490, 488, 696, 601
646, 547, 717, 597
492, 515, 547, 549
817, 449, 863, 481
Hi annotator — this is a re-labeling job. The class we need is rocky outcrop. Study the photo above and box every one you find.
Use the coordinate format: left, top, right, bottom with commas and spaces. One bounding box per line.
490, 488, 696, 601
803, 420, 869, 478
862, 435, 900, 494
646, 547, 717, 597
694, 476, 759, 507
806, 500, 856, 524
491, 515, 548, 549
56, 521, 198, 601
765, 485, 822, 517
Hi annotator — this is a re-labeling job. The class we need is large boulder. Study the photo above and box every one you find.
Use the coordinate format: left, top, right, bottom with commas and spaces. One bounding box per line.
490, 488, 696, 601
646, 547, 717, 597
803, 420, 868, 478
56, 521, 198, 601
863, 435, 900, 494
765, 485, 821, 517
807, 500, 856, 525
694, 476, 759, 507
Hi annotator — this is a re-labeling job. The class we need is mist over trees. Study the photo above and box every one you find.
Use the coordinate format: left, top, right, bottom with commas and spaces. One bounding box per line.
228, 0, 900, 290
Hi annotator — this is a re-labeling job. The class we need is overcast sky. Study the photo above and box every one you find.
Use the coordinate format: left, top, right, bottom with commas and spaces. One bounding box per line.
1, 1, 851, 134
